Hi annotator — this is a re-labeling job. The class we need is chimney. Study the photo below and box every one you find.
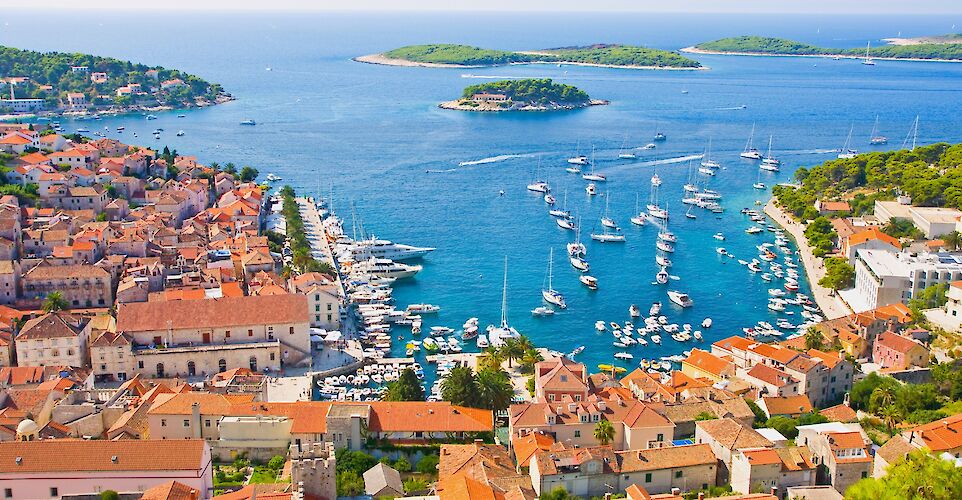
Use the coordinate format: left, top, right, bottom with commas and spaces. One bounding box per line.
770, 487, 778, 496
191, 401, 201, 438
671, 488, 681, 496
698, 493, 705, 500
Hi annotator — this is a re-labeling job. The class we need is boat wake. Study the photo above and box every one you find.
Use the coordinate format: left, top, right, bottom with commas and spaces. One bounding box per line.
426, 168, 458, 173
790, 148, 841, 155
636, 154, 704, 167
702, 105, 749, 111
458, 154, 530, 167
460, 74, 540, 80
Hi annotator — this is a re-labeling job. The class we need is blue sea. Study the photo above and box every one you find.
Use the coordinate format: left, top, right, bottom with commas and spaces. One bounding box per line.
3, 10, 962, 377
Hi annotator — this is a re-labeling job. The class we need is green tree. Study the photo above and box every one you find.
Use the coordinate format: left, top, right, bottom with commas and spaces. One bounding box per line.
239, 166, 259, 182
42, 291, 68, 312
384, 368, 425, 402
416, 454, 439, 474
476, 368, 514, 412
394, 457, 411, 473
224, 162, 237, 175
540, 486, 577, 500
880, 405, 902, 433
500, 338, 524, 368
846, 449, 962, 499
850, 373, 895, 411
871, 385, 897, 413
99, 491, 120, 500
267, 455, 285, 471
695, 411, 717, 421
909, 283, 949, 321
335, 448, 377, 475
440, 365, 480, 407
593, 419, 615, 446
765, 416, 799, 439
745, 399, 767, 427
798, 411, 829, 426
336, 470, 364, 497
804, 327, 825, 350
404, 478, 428, 494
819, 258, 855, 291
941, 231, 962, 251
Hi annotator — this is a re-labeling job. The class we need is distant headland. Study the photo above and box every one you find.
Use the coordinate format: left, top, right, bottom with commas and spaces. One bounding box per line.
355, 43, 704, 70
0, 45, 232, 119
684, 35, 962, 62
439, 78, 607, 112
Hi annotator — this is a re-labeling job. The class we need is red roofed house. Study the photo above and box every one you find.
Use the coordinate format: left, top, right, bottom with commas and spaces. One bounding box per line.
902, 412, 962, 458
872, 332, 929, 370
682, 348, 735, 383
533, 358, 588, 403
814, 200, 851, 216
730, 446, 817, 496
842, 228, 901, 264
797, 423, 873, 494
757, 394, 813, 419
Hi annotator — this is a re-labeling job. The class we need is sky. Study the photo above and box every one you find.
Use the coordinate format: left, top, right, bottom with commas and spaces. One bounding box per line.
4, 0, 962, 14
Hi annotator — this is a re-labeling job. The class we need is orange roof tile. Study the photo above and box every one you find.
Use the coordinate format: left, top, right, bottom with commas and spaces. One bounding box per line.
683, 349, 733, 377
0, 439, 207, 473
848, 227, 900, 249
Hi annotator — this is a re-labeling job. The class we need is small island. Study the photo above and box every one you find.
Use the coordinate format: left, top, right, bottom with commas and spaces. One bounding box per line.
357, 43, 703, 70
439, 78, 606, 112
0, 45, 232, 118
685, 35, 962, 62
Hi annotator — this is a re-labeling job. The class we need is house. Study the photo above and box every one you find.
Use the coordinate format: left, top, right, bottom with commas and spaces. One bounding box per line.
740, 363, 801, 398
472, 93, 509, 102
872, 332, 929, 371
814, 200, 851, 215
21, 263, 113, 309
116, 294, 312, 378
848, 250, 962, 313
757, 395, 813, 419
682, 349, 735, 382
65, 92, 87, 110
90, 72, 108, 84
900, 412, 962, 459
0, 261, 20, 305
730, 446, 817, 496
533, 358, 589, 403
363, 463, 403, 498
0, 439, 213, 499
14, 313, 91, 368
661, 394, 757, 439
842, 228, 901, 264
437, 441, 535, 499
796, 422, 873, 494
510, 396, 674, 451
694, 418, 774, 482
872, 434, 916, 478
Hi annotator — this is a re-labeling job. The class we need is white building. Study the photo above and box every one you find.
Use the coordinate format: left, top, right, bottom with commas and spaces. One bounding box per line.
846, 250, 962, 313
874, 200, 962, 239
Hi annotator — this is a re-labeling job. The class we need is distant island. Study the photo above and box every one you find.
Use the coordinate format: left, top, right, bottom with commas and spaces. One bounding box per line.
356, 43, 703, 70
0, 45, 232, 117
685, 36, 962, 62
439, 78, 606, 112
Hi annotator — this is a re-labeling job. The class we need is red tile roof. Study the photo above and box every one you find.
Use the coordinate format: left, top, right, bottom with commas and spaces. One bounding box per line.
0, 439, 208, 473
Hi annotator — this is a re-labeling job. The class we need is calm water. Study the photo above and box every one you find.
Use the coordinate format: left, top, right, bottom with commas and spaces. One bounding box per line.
4, 11, 962, 375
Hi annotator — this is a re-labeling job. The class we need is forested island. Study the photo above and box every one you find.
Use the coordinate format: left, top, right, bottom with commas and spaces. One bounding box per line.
356, 43, 702, 69
773, 142, 962, 221
439, 78, 605, 112
0, 45, 231, 115
686, 36, 962, 61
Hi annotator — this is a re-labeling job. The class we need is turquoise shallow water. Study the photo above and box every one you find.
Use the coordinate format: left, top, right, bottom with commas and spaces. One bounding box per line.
4, 11, 962, 378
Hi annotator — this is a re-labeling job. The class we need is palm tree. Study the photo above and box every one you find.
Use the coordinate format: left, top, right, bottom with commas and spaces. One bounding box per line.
519, 348, 544, 374
479, 348, 504, 372
476, 368, 514, 413
943, 231, 962, 251
42, 291, 68, 313
804, 327, 824, 350
871, 386, 896, 412
880, 405, 902, 433
500, 338, 524, 369
515, 335, 535, 353
594, 419, 615, 446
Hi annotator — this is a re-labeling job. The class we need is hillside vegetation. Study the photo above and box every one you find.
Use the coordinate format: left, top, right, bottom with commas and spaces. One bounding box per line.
460, 78, 590, 104
696, 36, 962, 60
381, 43, 701, 68
772, 142, 962, 220
0, 45, 226, 108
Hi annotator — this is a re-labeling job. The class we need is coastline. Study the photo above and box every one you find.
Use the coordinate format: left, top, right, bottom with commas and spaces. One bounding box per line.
3, 93, 235, 123
438, 99, 608, 112
763, 198, 852, 321
355, 52, 705, 71
681, 46, 962, 64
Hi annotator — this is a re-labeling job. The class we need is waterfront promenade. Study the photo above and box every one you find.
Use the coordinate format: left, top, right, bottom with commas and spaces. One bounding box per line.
764, 199, 852, 320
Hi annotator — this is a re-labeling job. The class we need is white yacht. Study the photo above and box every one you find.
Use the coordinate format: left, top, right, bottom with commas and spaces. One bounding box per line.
862, 41, 876, 66
656, 268, 669, 284
557, 217, 576, 231
527, 181, 550, 193
352, 258, 422, 279
668, 290, 694, 308
541, 249, 567, 309
701, 138, 721, 169
344, 237, 435, 261
568, 155, 589, 165
600, 193, 618, 229
586, 183, 598, 196
580, 275, 598, 290
741, 123, 763, 160
407, 304, 440, 314
838, 124, 858, 159
591, 227, 626, 242
582, 171, 607, 182
869, 115, 888, 145
531, 306, 555, 317
476, 334, 489, 349
762, 135, 780, 167
568, 223, 587, 257
656, 254, 672, 267
488, 258, 521, 348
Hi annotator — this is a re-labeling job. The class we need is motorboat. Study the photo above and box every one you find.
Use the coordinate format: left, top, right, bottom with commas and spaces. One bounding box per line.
668, 290, 693, 308
476, 334, 489, 349
716, 247, 727, 255
595, 320, 607, 331
713, 233, 725, 241
176, 130, 185, 137
544, 193, 556, 205
614, 352, 633, 360
753, 182, 766, 190
531, 306, 555, 317
352, 258, 422, 279
406, 304, 440, 314
341, 236, 436, 261
642, 143, 656, 150
580, 275, 598, 290
527, 181, 550, 193
566, 165, 582, 174
568, 155, 589, 165
701, 318, 712, 328
649, 302, 662, 316
586, 183, 598, 196
240, 119, 256, 126
629, 304, 641, 317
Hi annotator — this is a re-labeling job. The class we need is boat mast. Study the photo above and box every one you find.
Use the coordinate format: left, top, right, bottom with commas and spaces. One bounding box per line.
500, 256, 509, 328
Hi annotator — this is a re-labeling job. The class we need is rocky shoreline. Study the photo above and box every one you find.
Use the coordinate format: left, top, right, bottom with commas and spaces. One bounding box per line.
681, 45, 962, 64
356, 52, 704, 71
438, 99, 608, 112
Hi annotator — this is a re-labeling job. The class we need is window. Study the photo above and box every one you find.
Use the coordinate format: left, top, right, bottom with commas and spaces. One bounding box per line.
657, 433, 664, 441
161, 419, 167, 427
205, 420, 211, 427
226, 330, 231, 338
645, 473, 652, 483
183, 419, 189, 427
50, 488, 58, 498
861, 471, 868, 479
248, 329, 253, 337
4, 488, 11, 498
289, 326, 295, 334
675, 470, 683, 478
574, 430, 581, 438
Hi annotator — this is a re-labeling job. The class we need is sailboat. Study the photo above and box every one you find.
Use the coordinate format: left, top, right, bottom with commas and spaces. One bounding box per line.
488, 257, 520, 348
760, 135, 780, 171
527, 157, 550, 192
601, 192, 618, 228
630, 193, 647, 226
838, 124, 858, 159
741, 123, 762, 159
567, 141, 589, 165
901, 115, 919, 151
582, 147, 606, 182
542, 248, 567, 309
591, 226, 626, 242
556, 217, 576, 231
618, 134, 637, 159
753, 167, 766, 190
683, 161, 699, 193
700, 138, 721, 169
567, 218, 587, 257
653, 121, 667, 142
685, 204, 697, 219
647, 167, 668, 220
549, 190, 571, 218
862, 41, 876, 66
869, 115, 888, 145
